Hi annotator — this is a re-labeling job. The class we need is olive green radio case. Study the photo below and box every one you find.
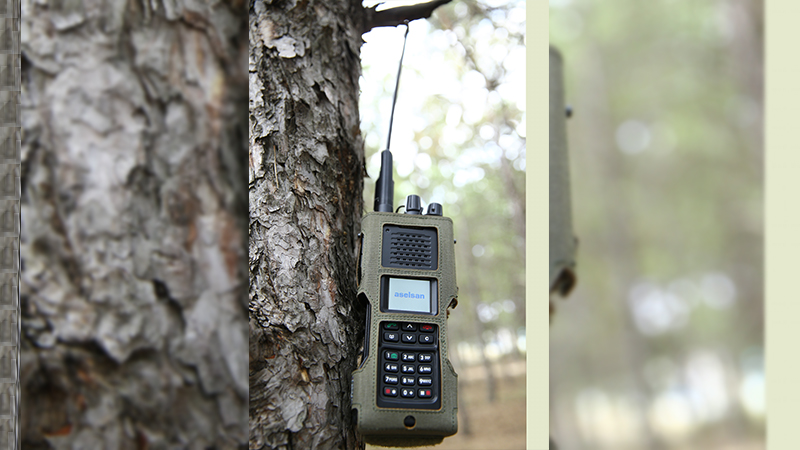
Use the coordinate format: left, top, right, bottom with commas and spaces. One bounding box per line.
351, 210, 459, 447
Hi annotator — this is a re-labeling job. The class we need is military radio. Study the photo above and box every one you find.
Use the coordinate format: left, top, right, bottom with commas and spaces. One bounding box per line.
351, 25, 459, 447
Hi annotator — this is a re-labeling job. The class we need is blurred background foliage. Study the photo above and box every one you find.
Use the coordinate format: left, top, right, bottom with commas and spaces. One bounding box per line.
550, 0, 764, 449
360, 0, 526, 448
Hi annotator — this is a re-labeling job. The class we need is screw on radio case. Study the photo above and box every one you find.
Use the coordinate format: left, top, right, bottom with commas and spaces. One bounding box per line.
350, 24, 459, 448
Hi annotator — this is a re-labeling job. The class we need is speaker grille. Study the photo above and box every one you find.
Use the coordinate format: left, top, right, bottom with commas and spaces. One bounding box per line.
382, 225, 437, 270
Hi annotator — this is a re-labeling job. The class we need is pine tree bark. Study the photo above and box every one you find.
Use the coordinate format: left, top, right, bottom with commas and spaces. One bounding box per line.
247, 1, 367, 448
20, 0, 249, 448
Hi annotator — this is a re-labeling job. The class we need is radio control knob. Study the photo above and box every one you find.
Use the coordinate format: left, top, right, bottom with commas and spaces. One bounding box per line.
405, 195, 422, 215
426, 203, 442, 216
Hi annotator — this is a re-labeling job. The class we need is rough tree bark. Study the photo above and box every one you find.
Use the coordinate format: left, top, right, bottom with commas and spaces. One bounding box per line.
20, 0, 249, 448
248, 1, 366, 448
248, 1, 451, 449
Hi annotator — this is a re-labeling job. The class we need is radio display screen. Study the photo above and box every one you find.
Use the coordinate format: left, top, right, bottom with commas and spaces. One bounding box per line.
386, 278, 432, 314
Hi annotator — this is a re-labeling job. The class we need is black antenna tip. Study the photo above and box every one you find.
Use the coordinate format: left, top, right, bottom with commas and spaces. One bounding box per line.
374, 150, 394, 212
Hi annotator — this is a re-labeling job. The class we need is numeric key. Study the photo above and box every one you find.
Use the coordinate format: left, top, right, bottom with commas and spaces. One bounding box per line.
384, 387, 398, 397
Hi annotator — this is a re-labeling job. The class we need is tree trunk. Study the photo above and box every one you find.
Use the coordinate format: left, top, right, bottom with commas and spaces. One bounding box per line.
247, 1, 367, 449
20, 0, 249, 448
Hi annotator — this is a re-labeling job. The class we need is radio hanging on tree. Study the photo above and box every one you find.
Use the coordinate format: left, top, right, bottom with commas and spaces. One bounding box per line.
351, 22, 460, 447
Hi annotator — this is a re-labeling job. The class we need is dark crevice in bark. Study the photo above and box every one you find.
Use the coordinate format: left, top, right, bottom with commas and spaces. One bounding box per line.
152, 278, 187, 331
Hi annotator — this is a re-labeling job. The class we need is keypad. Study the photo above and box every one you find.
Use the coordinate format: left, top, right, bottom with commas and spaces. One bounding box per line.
377, 321, 440, 409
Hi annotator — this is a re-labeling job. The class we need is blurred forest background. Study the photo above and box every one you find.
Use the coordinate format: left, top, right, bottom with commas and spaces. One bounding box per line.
550, 1, 764, 450
360, 0, 527, 448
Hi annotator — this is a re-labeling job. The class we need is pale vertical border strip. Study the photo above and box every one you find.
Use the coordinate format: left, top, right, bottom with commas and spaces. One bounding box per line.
527, 1, 547, 449
766, 1, 799, 449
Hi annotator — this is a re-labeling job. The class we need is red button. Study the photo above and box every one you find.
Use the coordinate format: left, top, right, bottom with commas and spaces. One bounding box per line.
421, 325, 434, 332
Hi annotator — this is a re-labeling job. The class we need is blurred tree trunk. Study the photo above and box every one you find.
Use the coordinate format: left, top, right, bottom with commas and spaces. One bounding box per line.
720, 0, 764, 436
20, 0, 249, 448
457, 223, 497, 404
574, 45, 667, 450
247, 1, 367, 449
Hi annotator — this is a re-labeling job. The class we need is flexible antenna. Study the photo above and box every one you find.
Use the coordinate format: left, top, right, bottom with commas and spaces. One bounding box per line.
386, 22, 410, 150
374, 22, 410, 212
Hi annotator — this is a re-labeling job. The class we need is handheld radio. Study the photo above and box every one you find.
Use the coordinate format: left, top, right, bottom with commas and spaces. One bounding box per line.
351, 25, 459, 447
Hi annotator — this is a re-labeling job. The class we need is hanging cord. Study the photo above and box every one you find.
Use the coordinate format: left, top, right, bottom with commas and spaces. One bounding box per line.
386, 21, 410, 151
